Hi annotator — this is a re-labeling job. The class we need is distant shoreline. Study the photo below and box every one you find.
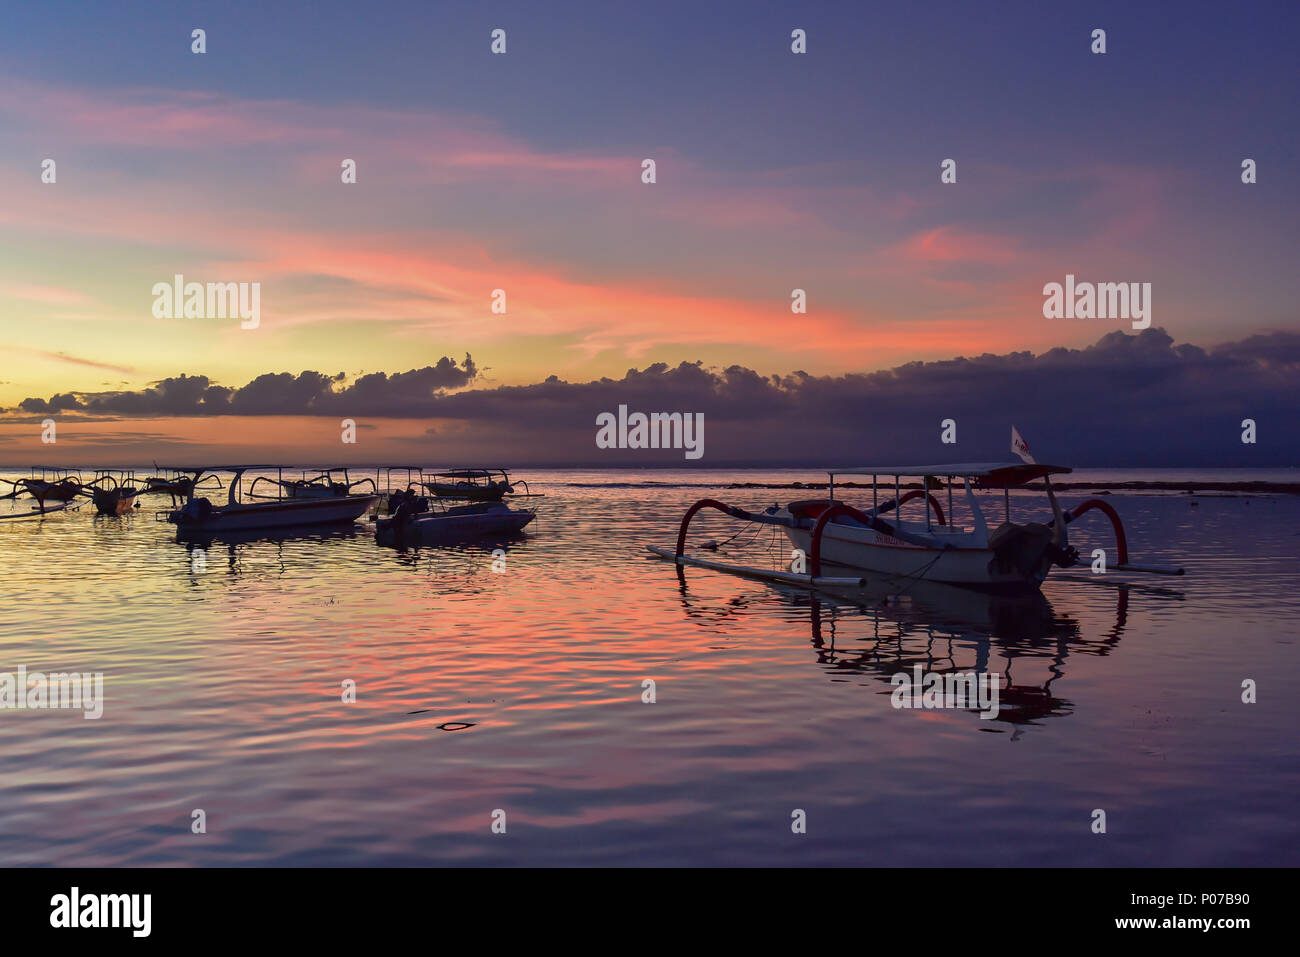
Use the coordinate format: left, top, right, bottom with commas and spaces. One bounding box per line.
726, 480, 1300, 495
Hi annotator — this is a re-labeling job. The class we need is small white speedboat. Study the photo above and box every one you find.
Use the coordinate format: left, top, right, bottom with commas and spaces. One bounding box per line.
376, 499, 535, 545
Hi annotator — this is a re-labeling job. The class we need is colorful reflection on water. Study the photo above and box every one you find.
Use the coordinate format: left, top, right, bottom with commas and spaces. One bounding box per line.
0, 469, 1296, 865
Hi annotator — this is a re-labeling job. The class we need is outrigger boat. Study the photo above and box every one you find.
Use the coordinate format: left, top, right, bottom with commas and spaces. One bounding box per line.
1, 468, 85, 512
422, 469, 530, 501
650, 429, 1183, 593
87, 470, 142, 516
163, 466, 378, 533
248, 468, 378, 500
139, 466, 223, 506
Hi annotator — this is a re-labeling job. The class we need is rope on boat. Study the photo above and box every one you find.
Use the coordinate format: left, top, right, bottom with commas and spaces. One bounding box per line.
676, 496, 796, 577
881, 550, 947, 596
702, 513, 770, 552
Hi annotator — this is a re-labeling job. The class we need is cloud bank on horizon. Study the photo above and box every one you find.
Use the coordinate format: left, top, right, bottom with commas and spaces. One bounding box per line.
5, 330, 1295, 467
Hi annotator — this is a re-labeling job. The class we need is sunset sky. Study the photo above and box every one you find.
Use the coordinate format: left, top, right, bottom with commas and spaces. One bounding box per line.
1, 0, 1296, 465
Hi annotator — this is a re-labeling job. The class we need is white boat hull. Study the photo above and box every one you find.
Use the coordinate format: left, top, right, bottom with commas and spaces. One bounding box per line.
376, 503, 534, 543
171, 495, 376, 531
782, 522, 1050, 590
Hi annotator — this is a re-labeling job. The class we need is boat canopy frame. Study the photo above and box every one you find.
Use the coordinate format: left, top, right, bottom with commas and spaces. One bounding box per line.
826, 462, 1073, 530
247, 467, 378, 500
155, 465, 301, 507
423, 467, 537, 497
431, 468, 513, 480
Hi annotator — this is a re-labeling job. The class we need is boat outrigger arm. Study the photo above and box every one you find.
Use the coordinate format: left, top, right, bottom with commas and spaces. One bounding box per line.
152, 465, 280, 506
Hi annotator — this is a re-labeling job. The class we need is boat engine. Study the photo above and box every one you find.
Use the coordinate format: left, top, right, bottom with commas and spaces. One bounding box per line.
988, 522, 1079, 576
388, 489, 429, 524
171, 497, 213, 525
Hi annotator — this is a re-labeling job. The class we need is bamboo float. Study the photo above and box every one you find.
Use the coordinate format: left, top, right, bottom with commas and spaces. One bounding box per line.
645, 544, 866, 589
1113, 562, 1184, 576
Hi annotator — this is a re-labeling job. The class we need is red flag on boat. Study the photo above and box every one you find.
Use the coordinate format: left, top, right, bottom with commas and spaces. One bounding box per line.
1011, 426, 1036, 464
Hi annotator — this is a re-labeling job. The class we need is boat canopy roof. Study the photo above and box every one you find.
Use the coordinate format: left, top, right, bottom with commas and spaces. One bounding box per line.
154, 464, 290, 472
828, 462, 1072, 486
433, 469, 510, 478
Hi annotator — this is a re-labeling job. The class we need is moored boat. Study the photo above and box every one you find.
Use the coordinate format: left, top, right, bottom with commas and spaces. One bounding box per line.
2, 468, 84, 511
772, 462, 1077, 590
88, 470, 141, 515
92, 487, 138, 515
651, 429, 1183, 593
422, 468, 520, 501
376, 490, 535, 545
249, 468, 378, 500
165, 466, 377, 533
139, 469, 223, 506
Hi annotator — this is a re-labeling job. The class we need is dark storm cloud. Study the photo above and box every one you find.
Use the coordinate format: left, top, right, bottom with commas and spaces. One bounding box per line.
7, 334, 1298, 465
412, 328, 1299, 466
14, 355, 478, 417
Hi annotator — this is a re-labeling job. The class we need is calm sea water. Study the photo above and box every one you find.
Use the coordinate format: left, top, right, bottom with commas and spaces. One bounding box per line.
0, 468, 1297, 866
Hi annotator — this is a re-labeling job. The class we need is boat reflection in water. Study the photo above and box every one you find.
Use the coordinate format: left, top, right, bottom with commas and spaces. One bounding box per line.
381, 538, 530, 597
172, 523, 367, 578
669, 566, 1183, 734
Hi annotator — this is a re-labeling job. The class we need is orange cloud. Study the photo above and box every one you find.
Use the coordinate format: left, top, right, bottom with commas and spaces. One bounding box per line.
892, 225, 1022, 266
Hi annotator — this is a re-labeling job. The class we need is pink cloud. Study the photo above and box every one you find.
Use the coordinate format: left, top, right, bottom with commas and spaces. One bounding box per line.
0, 76, 1190, 381
4, 347, 135, 375
891, 225, 1022, 266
